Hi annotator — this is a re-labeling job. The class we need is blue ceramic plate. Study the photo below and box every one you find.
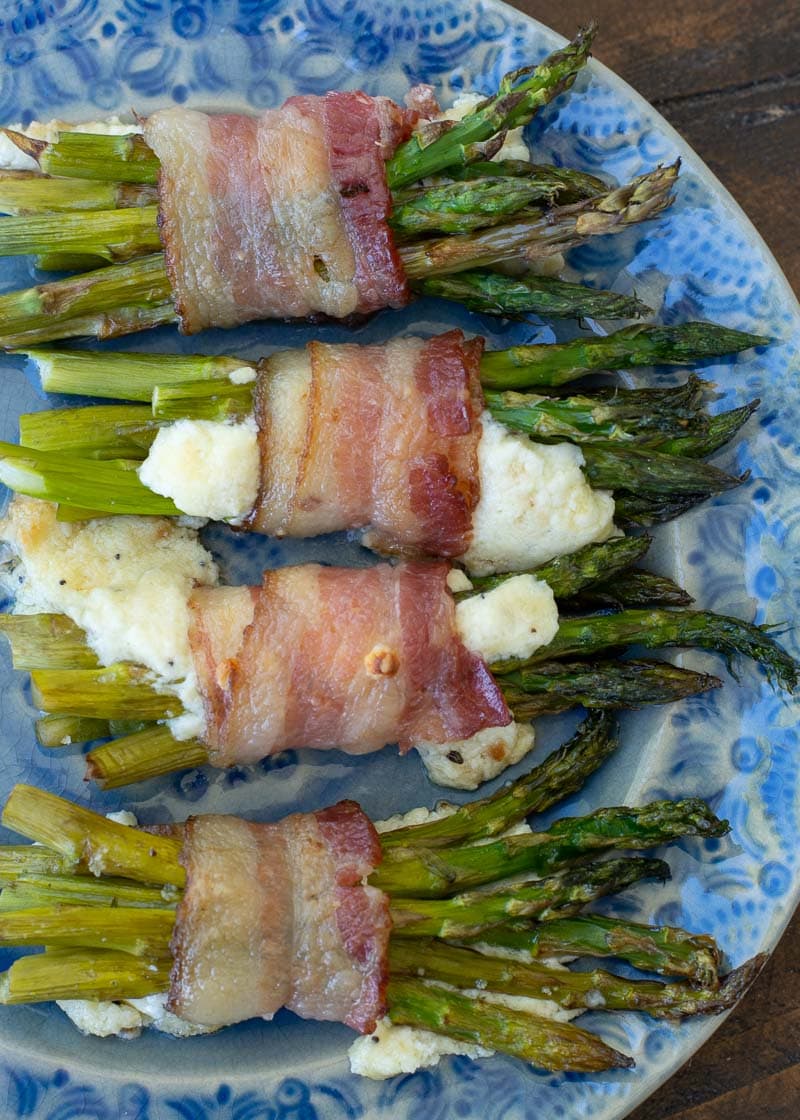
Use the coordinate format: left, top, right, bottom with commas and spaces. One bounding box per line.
0, 2, 798, 1118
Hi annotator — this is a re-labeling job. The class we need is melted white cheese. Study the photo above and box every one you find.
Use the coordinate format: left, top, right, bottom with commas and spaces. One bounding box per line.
464, 415, 616, 576
0, 497, 217, 738
440, 93, 530, 162
415, 721, 535, 790
455, 573, 558, 663
138, 418, 260, 522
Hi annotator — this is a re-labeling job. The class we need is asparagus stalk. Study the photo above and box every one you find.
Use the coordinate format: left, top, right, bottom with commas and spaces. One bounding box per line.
494, 608, 799, 691
0, 441, 178, 515
0, 847, 76, 880
372, 799, 726, 898
0, 171, 157, 215
414, 269, 652, 319
462, 536, 654, 601
613, 490, 708, 530
501, 659, 720, 719
152, 379, 253, 422
19, 348, 253, 402
30, 664, 181, 721
4, 129, 159, 184
386, 976, 633, 1072
479, 322, 770, 389
1, 784, 184, 887
580, 443, 744, 496
654, 401, 760, 458
37, 712, 110, 748
565, 569, 693, 610
390, 857, 670, 939
85, 726, 209, 788
391, 179, 556, 236
0, 905, 175, 956
0, 874, 176, 911
19, 404, 156, 457
469, 917, 721, 987
0, 253, 175, 348
0, 948, 171, 1003
390, 940, 763, 1020
0, 206, 161, 263
381, 711, 618, 850
399, 164, 678, 278
386, 27, 597, 188
445, 161, 609, 200
0, 613, 99, 669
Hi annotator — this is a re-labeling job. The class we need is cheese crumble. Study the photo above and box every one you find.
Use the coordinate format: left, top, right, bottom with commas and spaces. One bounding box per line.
464, 415, 616, 577
138, 417, 260, 523
0, 497, 217, 739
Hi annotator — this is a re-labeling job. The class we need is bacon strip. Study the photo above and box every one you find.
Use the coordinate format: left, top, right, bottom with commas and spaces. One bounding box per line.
188, 561, 510, 767
143, 93, 413, 333
251, 329, 485, 558
167, 802, 390, 1032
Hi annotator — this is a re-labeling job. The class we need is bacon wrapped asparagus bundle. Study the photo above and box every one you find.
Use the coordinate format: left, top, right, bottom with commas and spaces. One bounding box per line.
2, 323, 765, 573
0, 27, 690, 345
0, 769, 763, 1075
0, 498, 795, 790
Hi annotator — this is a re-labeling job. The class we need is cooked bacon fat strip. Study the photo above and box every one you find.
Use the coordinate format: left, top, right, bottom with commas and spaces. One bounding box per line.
251, 329, 485, 557
189, 562, 510, 766
167, 801, 390, 1031
143, 92, 415, 333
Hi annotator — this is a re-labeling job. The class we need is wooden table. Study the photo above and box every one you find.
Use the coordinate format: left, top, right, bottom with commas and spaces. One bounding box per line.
515, 3, 800, 1116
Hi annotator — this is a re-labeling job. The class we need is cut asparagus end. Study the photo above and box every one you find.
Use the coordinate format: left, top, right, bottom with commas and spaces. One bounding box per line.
0, 441, 180, 515
0, 205, 161, 263
2, 129, 160, 185
85, 726, 209, 788
0, 904, 175, 956
0, 613, 99, 670
1, 785, 185, 887
31, 664, 182, 721
18, 348, 252, 402
0, 948, 171, 1003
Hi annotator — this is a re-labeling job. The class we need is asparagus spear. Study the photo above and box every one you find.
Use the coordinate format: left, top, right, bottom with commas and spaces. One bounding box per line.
1, 784, 185, 887
19, 348, 253, 401
390, 179, 556, 237
0, 253, 175, 348
0, 874, 176, 911
19, 404, 156, 457
3, 129, 159, 184
85, 725, 209, 788
0, 905, 175, 956
381, 711, 618, 850
372, 799, 726, 898
501, 659, 720, 719
390, 940, 764, 1020
414, 269, 652, 319
35, 714, 110, 747
563, 569, 693, 610
399, 164, 678, 278
0, 206, 161, 263
613, 490, 707, 530
0, 613, 99, 669
390, 857, 670, 939
469, 917, 721, 987
479, 322, 770, 389
386, 976, 633, 1072
493, 608, 799, 691
386, 27, 597, 188
30, 664, 181, 721
445, 161, 609, 200
463, 536, 654, 601
0, 171, 157, 215
580, 443, 744, 496
0, 948, 171, 1004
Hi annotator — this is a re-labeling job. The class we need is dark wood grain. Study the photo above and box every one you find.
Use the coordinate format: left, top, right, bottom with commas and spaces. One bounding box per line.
511, 3, 800, 1117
